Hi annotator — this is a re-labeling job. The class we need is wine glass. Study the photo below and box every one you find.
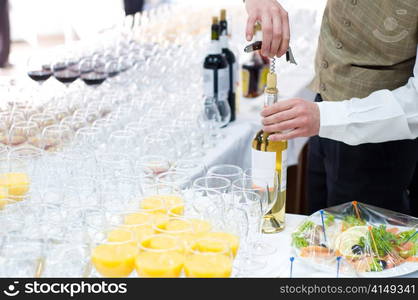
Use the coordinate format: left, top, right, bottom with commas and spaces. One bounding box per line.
40, 124, 73, 153
232, 190, 267, 272
199, 97, 220, 147
207, 164, 243, 189
79, 58, 108, 91
8, 121, 40, 147
184, 237, 234, 278
52, 55, 80, 91
215, 98, 231, 130
232, 176, 277, 256
27, 52, 52, 104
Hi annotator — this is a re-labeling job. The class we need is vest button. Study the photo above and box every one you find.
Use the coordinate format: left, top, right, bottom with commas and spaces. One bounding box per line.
343, 19, 351, 27
321, 60, 329, 69
320, 83, 326, 91
351, 0, 358, 5
336, 41, 343, 49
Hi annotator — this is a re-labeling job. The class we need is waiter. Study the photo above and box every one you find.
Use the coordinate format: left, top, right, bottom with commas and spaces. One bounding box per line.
245, 0, 418, 215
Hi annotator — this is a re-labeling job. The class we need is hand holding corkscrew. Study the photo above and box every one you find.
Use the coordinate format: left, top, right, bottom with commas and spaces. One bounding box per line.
244, 41, 297, 68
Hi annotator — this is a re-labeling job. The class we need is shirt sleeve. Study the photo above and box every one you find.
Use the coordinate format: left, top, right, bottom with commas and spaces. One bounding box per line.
317, 45, 418, 146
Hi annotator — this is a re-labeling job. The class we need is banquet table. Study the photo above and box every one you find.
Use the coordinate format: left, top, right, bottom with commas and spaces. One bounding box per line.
253, 214, 418, 278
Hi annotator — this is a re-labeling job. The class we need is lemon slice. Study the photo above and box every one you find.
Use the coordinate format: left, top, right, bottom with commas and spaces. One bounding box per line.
334, 226, 368, 257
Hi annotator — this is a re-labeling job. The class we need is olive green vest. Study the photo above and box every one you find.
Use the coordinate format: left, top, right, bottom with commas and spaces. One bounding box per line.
310, 0, 418, 101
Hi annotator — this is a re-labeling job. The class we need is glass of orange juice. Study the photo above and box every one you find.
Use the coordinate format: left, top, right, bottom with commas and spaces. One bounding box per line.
110, 211, 155, 242
91, 228, 138, 278
184, 238, 233, 278
0, 157, 31, 202
135, 234, 185, 277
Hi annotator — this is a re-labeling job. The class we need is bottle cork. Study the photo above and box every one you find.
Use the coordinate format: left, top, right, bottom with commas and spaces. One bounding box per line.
265, 72, 278, 94
220, 9, 226, 21
212, 16, 218, 24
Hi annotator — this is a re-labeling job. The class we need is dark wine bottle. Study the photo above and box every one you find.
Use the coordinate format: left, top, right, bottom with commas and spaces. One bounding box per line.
203, 17, 230, 124
220, 9, 237, 122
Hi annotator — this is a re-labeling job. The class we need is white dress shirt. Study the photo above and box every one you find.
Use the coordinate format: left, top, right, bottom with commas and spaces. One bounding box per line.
317, 45, 418, 146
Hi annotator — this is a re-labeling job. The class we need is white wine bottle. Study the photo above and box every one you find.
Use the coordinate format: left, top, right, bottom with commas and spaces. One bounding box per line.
251, 71, 288, 233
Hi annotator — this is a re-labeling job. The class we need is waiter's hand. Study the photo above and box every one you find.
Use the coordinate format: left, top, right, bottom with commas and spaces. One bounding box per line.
261, 98, 320, 141
245, 0, 290, 58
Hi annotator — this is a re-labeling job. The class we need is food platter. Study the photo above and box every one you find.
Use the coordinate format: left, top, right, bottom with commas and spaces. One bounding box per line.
291, 202, 418, 277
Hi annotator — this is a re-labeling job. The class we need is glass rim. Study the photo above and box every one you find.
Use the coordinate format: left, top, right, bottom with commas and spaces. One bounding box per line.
101, 227, 137, 245
188, 237, 232, 257
139, 234, 183, 252
153, 216, 194, 234
192, 176, 231, 189
207, 164, 243, 176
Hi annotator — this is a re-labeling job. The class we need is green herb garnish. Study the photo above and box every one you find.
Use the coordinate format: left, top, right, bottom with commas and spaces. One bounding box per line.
342, 215, 366, 229
324, 212, 335, 227
399, 229, 418, 244
291, 221, 315, 249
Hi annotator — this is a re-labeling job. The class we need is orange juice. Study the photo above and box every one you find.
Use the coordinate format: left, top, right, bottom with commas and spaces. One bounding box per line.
91, 243, 138, 277
196, 238, 230, 253
203, 232, 239, 257
107, 228, 135, 243
165, 218, 193, 232
0, 187, 8, 209
130, 225, 155, 242
124, 212, 153, 225
161, 195, 184, 216
135, 251, 184, 278
190, 219, 212, 236
0, 173, 30, 201
140, 196, 167, 214
153, 213, 170, 230
184, 253, 232, 278
136, 235, 184, 278
142, 235, 181, 250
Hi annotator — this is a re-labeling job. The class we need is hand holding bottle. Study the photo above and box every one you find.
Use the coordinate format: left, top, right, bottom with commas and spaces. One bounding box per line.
245, 0, 290, 58
261, 98, 320, 141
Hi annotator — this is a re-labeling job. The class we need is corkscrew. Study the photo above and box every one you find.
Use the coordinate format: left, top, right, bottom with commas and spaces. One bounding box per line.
244, 41, 297, 65
270, 56, 276, 73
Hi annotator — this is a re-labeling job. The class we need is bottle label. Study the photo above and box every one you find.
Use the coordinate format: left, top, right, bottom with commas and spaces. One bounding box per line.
251, 148, 277, 187
251, 148, 287, 192
218, 67, 229, 101
280, 149, 287, 192
203, 69, 215, 98
242, 69, 250, 97
232, 62, 238, 93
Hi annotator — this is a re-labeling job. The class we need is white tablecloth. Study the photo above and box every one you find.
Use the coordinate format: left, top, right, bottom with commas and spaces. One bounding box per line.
251, 214, 418, 278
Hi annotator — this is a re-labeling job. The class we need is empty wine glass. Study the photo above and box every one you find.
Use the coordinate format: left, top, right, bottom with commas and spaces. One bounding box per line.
8, 121, 40, 147
207, 164, 243, 189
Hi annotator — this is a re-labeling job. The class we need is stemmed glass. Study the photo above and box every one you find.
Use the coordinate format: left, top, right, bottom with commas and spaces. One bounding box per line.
27, 53, 52, 105
207, 164, 243, 188
52, 55, 80, 92
79, 58, 108, 91
199, 97, 220, 147
8, 121, 40, 147
232, 176, 277, 256
232, 190, 267, 273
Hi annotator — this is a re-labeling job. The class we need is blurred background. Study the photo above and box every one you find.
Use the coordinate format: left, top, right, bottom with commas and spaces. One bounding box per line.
0, 0, 172, 76
0, 0, 326, 77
